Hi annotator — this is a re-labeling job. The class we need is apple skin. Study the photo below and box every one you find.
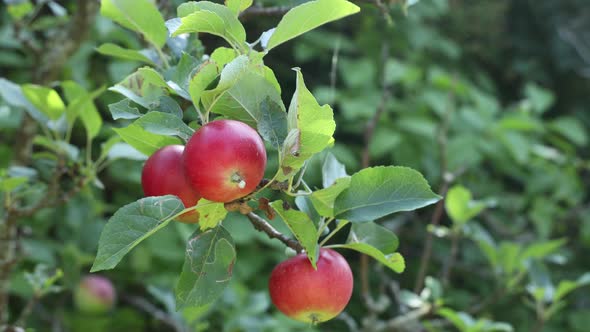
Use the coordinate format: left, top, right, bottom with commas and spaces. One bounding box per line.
183, 119, 267, 203
74, 275, 116, 314
269, 248, 353, 324
141, 145, 201, 223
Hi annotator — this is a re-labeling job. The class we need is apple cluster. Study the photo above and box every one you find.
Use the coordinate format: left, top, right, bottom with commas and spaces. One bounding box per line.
141, 119, 267, 222
140, 118, 353, 323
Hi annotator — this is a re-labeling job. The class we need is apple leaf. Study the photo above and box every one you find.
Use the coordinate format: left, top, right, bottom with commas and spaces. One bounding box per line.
91, 196, 184, 272
445, 185, 487, 226
225, 0, 253, 15
310, 177, 351, 217
113, 124, 180, 156
330, 222, 404, 273
257, 97, 288, 149
109, 67, 170, 108
62, 81, 104, 140
175, 1, 247, 50
205, 70, 286, 127
265, 0, 360, 51
96, 43, 156, 65
189, 61, 221, 110
109, 99, 142, 120
348, 222, 399, 253
334, 166, 441, 222
195, 199, 228, 230
322, 153, 348, 188
101, 0, 167, 48
21, 84, 65, 120
270, 200, 319, 268
278, 69, 335, 180
148, 96, 184, 119
132, 111, 194, 142
175, 225, 236, 309
0, 78, 47, 123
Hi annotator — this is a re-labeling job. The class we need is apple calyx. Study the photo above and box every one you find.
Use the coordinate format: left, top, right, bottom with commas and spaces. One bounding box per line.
230, 172, 246, 189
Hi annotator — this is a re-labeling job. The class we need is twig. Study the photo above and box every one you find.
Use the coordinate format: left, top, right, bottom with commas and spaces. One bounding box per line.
414, 87, 456, 293
246, 212, 304, 253
440, 230, 460, 286
121, 294, 184, 332
378, 303, 432, 331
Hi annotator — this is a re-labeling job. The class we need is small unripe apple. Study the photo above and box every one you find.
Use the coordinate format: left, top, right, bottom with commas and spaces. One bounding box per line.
74, 275, 116, 314
183, 119, 267, 203
269, 248, 353, 324
141, 145, 201, 223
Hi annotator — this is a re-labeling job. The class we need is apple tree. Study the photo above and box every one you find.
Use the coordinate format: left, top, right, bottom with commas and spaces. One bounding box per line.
87, 0, 441, 324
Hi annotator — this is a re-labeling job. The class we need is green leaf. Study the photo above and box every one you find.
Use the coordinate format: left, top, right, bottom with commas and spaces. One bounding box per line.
445, 185, 486, 226
7, 1, 34, 20
96, 43, 156, 65
62, 81, 104, 140
334, 166, 441, 222
330, 221, 403, 273
278, 69, 335, 180
266, 0, 360, 51
347, 222, 399, 253
0, 78, 47, 123
257, 97, 288, 149
322, 152, 347, 188
550, 116, 588, 147
175, 225, 236, 309
524, 82, 555, 114
100, 0, 167, 48
109, 67, 170, 108
195, 199, 228, 230
164, 53, 199, 99
150, 95, 184, 119
91, 196, 184, 272
189, 60, 221, 109
0, 176, 28, 192
438, 308, 470, 331
331, 241, 405, 273
520, 238, 566, 261
21, 84, 65, 120
134, 111, 194, 142
310, 176, 351, 217
225, 0, 253, 15
270, 200, 319, 268
113, 124, 181, 156
108, 99, 142, 120
554, 273, 590, 301
174, 1, 247, 50
206, 71, 286, 126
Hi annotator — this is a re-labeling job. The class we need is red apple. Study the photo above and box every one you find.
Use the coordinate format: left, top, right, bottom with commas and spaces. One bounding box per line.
183, 119, 266, 203
141, 145, 201, 223
74, 275, 116, 314
269, 248, 353, 324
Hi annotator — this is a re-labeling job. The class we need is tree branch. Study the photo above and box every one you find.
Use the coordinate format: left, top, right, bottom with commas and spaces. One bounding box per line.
246, 212, 303, 253
414, 88, 456, 293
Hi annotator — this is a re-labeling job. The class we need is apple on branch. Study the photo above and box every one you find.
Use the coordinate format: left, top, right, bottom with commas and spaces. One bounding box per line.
269, 248, 354, 324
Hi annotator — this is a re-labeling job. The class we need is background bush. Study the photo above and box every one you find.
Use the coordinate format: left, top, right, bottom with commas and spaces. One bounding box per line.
1, 0, 589, 331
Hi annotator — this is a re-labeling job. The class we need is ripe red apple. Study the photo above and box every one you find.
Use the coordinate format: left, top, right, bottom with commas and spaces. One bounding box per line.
141, 145, 201, 223
74, 275, 116, 314
183, 119, 266, 203
269, 248, 353, 324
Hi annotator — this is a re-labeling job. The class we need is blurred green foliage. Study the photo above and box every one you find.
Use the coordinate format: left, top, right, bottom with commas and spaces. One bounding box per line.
1, 0, 589, 331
